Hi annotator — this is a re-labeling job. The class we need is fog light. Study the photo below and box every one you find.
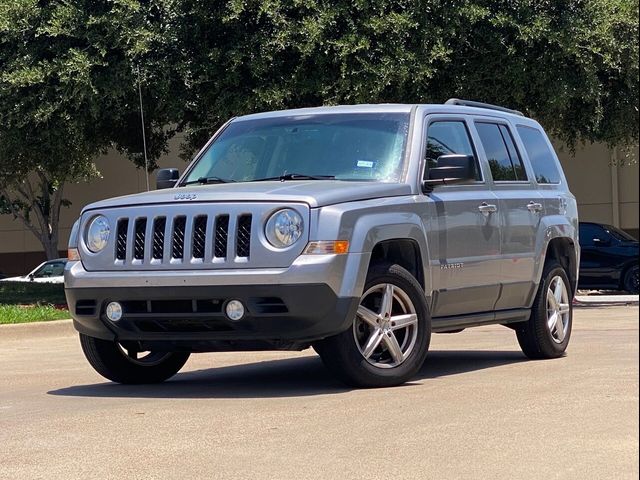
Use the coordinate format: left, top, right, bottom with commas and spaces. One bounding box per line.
105, 302, 123, 321
225, 300, 245, 321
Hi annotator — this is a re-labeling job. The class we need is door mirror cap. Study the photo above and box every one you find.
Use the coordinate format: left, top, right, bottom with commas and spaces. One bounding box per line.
423, 154, 476, 190
593, 237, 611, 246
156, 168, 180, 189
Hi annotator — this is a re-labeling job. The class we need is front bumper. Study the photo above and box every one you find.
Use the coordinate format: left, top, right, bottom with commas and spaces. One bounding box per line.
64, 254, 367, 351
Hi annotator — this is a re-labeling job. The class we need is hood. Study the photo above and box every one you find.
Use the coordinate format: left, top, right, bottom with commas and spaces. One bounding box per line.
82, 180, 413, 211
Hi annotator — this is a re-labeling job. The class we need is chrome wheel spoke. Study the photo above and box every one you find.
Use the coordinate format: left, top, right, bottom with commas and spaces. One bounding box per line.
547, 311, 558, 330
390, 313, 417, 330
554, 279, 565, 303
357, 305, 380, 328
383, 331, 404, 364
547, 290, 558, 310
362, 328, 384, 359
380, 284, 394, 319
555, 315, 566, 342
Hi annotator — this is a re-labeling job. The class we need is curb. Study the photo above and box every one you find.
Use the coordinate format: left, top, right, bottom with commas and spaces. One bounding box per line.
0, 319, 74, 339
574, 296, 639, 307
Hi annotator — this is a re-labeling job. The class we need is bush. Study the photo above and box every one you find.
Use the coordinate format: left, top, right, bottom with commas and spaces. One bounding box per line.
0, 282, 66, 305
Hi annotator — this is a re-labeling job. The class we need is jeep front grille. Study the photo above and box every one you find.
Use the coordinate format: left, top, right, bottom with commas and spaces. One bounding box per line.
112, 211, 253, 264
80, 203, 308, 271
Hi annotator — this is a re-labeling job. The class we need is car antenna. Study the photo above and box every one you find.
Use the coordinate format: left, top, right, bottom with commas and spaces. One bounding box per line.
137, 66, 150, 192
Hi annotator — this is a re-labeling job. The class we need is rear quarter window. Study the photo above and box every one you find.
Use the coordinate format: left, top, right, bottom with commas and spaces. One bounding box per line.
516, 126, 562, 184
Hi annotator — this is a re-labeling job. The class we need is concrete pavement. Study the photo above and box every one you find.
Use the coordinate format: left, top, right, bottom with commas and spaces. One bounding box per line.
1, 306, 638, 480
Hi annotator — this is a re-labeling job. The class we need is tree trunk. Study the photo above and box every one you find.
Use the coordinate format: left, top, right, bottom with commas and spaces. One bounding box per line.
0, 176, 66, 261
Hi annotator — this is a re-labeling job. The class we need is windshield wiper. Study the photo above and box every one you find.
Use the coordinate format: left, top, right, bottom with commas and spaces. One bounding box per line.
254, 173, 336, 182
182, 176, 236, 186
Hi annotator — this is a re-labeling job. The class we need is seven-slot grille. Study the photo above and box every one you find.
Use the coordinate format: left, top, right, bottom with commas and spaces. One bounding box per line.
114, 213, 251, 263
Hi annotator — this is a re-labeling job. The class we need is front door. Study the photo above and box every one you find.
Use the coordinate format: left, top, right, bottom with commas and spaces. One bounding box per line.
418, 116, 502, 317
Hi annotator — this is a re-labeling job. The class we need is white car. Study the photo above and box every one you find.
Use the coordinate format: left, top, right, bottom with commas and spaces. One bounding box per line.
0, 258, 67, 284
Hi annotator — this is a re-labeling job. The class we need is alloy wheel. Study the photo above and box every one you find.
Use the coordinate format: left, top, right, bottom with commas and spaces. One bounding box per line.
546, 276, 571, 343
353, 283, 419, 368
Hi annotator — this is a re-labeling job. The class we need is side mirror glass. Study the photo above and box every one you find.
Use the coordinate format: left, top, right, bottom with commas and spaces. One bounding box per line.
423, 154, 476, 190
28, 273, 34, 281
156, 168, 180, 189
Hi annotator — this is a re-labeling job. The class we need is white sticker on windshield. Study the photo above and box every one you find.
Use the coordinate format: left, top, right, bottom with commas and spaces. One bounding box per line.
357, 160, 374, 168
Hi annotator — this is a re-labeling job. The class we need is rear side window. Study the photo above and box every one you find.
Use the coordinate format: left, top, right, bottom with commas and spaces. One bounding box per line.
475, 123, 527, 181
425, 121, 481, 180
517, 126, 561, 184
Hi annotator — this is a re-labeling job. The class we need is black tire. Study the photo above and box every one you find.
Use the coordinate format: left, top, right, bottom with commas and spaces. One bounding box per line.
315, 263, 431, 388
79, 334, 190, 384
623, 264, 639, 294
516, 261, 573, 359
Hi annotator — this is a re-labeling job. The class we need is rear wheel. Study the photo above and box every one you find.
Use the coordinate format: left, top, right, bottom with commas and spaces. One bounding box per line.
623, 264, 639, 294
79, 334, 190, 384
315, 263, 431, 388
516, 262, 573, 359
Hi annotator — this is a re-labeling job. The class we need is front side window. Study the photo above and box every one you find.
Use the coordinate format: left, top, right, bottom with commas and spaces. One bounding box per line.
183, 113, 410, 184
516, 125, 561, 184
424, 121, 481, 180
476, 122, 527, 181
579, 223, 607, 246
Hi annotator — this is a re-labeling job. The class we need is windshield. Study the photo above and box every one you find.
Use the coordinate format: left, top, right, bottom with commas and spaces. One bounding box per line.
182, 113, 410, 184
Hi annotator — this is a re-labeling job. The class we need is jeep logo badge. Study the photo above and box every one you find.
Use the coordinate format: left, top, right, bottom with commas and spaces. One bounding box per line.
174, 193, 197, 201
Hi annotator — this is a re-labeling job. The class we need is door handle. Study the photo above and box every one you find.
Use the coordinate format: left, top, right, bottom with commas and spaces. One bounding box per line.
478, 202, 498, 215
527, 201, 543, 212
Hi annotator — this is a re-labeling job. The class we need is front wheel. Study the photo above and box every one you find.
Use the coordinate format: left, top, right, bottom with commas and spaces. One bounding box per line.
79, 334, 190, 384
516, 262, 573, 359
315, 263, 431, 388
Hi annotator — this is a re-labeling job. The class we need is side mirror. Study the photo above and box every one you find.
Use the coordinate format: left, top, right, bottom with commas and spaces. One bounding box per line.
423, 154, 476, 190
28, 273, 34, 281
156, 168, 180, 190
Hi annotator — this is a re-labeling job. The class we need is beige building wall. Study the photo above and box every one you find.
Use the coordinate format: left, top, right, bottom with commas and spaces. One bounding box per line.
557, 143, 639, 239
0, 139, 638, 275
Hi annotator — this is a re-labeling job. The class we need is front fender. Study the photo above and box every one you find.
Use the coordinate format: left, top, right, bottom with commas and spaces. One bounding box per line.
314, 200, 430, 298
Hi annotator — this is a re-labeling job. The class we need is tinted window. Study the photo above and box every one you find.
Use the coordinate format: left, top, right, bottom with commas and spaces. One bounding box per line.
517, 126, 561, 184
476, 123, 527, 181
425, 121, 480, 180
579, 224, 607, 247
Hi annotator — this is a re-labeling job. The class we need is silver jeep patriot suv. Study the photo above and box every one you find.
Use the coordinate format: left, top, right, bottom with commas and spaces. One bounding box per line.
65, 99, 579, 388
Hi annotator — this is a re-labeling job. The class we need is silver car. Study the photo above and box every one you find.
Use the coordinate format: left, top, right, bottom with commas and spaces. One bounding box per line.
65, 99, 579, 387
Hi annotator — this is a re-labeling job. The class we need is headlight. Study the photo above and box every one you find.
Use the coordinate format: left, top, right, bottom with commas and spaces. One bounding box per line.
265, 209, 304, 248
86, 215, 110, 253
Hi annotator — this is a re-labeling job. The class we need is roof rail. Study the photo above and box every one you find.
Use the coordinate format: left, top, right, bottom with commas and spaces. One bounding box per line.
445, 98, 524, 117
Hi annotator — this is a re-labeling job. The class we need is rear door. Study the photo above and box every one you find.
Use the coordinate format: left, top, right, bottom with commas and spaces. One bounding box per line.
418, 115, 502, 317
472, 119, 541, 310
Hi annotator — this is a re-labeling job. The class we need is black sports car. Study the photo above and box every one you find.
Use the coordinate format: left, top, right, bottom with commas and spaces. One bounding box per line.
578, 222, 639, 294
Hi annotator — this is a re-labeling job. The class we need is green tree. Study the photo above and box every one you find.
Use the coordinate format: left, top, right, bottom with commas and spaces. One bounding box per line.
0, 0, 181, 258
174, 0, 638, 155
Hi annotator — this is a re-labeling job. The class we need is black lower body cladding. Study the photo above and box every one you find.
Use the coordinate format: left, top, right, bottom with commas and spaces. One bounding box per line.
65, 284, 359, 352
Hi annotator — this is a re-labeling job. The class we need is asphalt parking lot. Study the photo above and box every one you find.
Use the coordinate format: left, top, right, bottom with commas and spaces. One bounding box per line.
1, 306, 638, 480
